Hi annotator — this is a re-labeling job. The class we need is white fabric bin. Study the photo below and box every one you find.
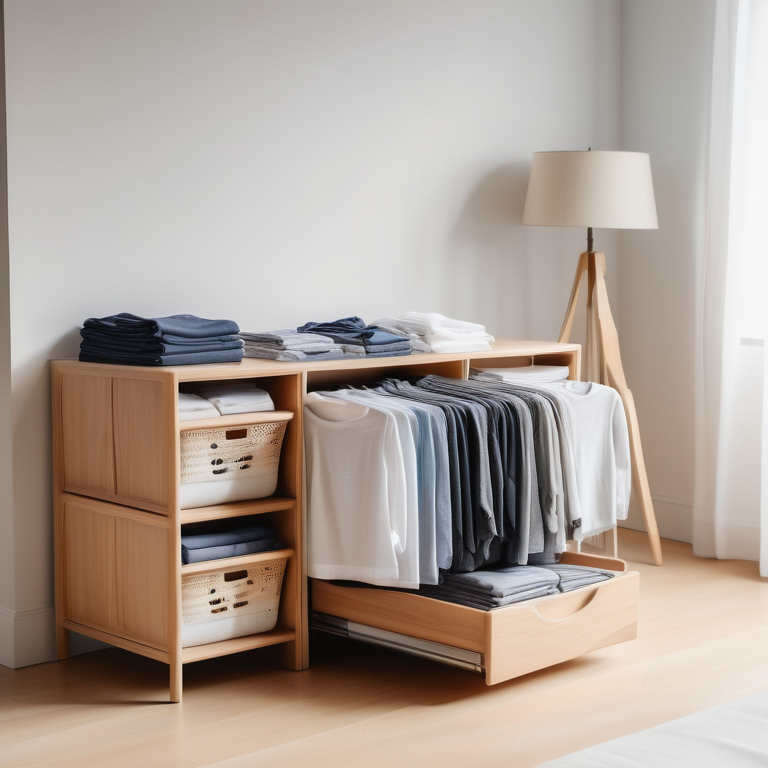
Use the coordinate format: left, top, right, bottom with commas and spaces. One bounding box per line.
179, 418, 289, 509
181, 557, 287, 647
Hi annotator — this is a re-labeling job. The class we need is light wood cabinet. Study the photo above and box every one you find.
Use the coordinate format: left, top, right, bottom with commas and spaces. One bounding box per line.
52, 340, 638, 702
52, 361, 306, 702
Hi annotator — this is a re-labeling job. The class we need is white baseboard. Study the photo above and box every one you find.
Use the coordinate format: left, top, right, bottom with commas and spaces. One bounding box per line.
0, 605, 14, 669
620, 493, 693, 544
0, 604, 111, 669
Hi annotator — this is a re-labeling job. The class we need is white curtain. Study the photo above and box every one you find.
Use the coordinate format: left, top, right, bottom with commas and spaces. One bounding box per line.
694, 0, 768, 575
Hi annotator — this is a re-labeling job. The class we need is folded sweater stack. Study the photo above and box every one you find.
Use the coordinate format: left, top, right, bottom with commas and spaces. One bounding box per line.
181, 519, 283, 565
178, 382, 275, 421
238, 329, 345, 362
416, 563, 613, 610
377, 312, 494, 353
188, 381, 275, 414
178, 393, 220, 421
370, 318, 431, 354
297, 317, 412, 357
546, 564, 616, 592
80, 313, 244, 366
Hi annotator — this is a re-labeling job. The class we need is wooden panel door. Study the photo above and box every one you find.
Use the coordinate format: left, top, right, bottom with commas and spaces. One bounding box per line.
61, 373, 116, 496
113, 378, 169, 509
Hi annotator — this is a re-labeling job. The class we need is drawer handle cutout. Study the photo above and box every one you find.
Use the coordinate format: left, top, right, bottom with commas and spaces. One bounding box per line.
532, 587, 598, 620
224, 570, 248, 582
226, 428, 247, 440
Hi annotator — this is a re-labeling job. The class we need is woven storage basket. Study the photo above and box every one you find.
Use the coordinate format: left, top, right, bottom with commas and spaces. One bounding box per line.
179, 418, 289, 508
181, 556, 287, 647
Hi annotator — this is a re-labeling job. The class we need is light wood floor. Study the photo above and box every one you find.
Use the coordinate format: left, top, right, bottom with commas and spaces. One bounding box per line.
1, 529, 767, 768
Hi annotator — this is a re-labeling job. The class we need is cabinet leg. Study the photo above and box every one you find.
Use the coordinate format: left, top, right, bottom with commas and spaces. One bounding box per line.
56, 624, 70, 660
280, 639, 305, 671
170, 658, 183, 703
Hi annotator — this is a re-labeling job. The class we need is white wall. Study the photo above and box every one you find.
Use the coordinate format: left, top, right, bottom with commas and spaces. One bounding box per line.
1, 0, 621, 667
618, 0, 715, 543
0, 2, 16, 666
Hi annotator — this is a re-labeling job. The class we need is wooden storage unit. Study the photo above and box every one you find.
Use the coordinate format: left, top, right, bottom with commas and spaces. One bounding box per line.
53, 340, 640, 700
52, 361, 306, 702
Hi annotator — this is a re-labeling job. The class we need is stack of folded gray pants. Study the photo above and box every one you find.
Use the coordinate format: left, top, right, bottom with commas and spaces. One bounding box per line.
417, 566, 561, 609
546, 563, 615, 592
416, 563, 614, 609
238, 329, 345, 362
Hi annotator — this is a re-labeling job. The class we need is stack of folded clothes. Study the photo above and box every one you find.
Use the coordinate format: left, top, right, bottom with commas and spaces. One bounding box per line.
470, 365, 570, 383
238, 329, 345, 362
546, 563, 615, 592
370, 317, 431, 354
80, 313, 244, 366
187, 381, 275, 414
417, 566, 560, 609
181, 519, 283, 565
416, 563, 614, 610
297, 317, 412, 357
393, 312, 494, 353
178, 393, 220, 422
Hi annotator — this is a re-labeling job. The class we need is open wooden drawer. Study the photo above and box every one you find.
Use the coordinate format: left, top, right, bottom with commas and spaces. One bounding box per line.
311, 551, 639, 684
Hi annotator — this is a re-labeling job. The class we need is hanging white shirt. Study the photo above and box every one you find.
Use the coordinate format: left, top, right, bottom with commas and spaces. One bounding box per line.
544, 381, 631, 539
322, 389, 423, 586
304, 393, 411, 586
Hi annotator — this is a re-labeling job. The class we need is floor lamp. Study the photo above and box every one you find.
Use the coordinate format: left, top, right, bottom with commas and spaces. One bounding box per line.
522, 150, 663, 566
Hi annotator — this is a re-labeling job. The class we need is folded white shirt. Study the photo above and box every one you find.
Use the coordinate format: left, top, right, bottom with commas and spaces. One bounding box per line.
430, 338, 493, 353
398, 311, 489, 336
178, 393, 220, 421
472, 365, 570, 383
397, 312, 494, 353
190, 383, 275, 415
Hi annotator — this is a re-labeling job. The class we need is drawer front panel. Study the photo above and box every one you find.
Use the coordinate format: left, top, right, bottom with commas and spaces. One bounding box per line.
485, 572, 639, 684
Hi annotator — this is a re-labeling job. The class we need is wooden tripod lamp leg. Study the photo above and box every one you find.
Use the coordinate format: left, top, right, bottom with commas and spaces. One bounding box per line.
558, 252, 589, 344
559, 252, 664, 566
592, 254, 663, 565
617, 388, 664, 565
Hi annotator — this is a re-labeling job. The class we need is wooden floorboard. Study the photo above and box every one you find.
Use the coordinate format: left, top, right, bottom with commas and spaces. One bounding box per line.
1, 529, 766, 767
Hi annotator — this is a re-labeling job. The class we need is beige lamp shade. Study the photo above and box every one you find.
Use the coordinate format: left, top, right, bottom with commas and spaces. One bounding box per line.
522, 150, 658, 229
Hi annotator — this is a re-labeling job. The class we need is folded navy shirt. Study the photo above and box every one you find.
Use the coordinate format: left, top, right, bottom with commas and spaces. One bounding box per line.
297, 317, 408, 347
79, 349, 244, 366
182, 521, 276, 550
80, 313, 244, 366
182, 538, 284, 565
82, 313, 240, 339
81, 329, 242, 346
80, 338, 244, 355
180, 520, 283, 565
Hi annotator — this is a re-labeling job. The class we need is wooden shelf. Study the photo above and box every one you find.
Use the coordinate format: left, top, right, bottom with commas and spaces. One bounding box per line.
180, 496, 296, 524
179, 410, 293, 431
181, 548, 294, 576
181, 627, 296, 664
53, 342, 588, 702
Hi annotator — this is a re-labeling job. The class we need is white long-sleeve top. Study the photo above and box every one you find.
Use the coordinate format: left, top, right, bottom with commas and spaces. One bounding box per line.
545, 381, 631, 539
304, 393, 413, 586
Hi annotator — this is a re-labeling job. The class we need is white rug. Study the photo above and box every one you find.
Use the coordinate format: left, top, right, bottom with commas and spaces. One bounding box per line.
539, 690, 768, 767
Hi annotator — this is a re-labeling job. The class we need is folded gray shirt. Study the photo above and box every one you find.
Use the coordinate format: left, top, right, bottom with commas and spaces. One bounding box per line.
238, 328, 336, 349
